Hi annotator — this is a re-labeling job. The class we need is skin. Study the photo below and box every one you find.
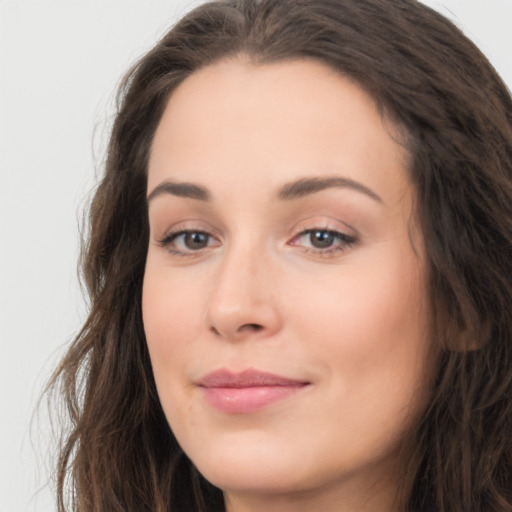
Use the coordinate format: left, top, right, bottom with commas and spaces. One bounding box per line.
143, 58, 435, 512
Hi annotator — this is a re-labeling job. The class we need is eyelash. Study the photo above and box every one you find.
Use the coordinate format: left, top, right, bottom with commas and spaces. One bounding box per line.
289, 228, 356, 257
157, 227, 356, 258
157, 230, 218, 257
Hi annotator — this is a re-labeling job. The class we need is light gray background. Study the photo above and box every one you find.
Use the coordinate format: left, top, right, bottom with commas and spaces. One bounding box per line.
1, 1, 511, 511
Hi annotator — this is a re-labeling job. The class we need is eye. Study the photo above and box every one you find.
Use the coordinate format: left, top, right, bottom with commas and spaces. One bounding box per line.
308, 230, 339, 248
180, 231, 210, 250
158, 230, 219, 256
290, 228, 356, 256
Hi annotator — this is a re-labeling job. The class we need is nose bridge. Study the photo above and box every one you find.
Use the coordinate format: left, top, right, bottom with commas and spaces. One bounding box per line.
205, 234, 281, 340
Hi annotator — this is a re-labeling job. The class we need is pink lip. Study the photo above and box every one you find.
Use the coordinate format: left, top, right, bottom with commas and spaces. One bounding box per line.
198, 369, 309, 414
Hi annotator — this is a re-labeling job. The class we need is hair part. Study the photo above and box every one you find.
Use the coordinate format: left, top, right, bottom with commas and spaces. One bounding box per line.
49, 1, 512, 510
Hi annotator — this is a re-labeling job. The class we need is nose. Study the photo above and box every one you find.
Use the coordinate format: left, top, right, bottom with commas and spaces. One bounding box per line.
204, 242, 282, 341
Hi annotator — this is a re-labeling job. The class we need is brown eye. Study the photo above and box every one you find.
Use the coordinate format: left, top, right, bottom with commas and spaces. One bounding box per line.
289, 227, 356, 257
159, 230, 218, 256
309, 230, 336, 248
183, 232, 210, 250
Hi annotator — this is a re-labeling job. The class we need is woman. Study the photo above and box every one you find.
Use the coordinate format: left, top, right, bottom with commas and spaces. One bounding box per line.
49, 0, 512, 511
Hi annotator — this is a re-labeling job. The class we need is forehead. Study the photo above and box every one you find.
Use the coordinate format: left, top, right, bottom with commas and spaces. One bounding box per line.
148, 58, 412, 206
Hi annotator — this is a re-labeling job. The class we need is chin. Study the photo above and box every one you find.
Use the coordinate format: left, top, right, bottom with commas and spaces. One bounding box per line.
201, 464, 309, 497
188, 437, 311, 495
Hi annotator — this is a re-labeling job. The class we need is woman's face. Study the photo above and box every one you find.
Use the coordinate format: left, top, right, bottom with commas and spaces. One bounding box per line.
143, 58, 434, 510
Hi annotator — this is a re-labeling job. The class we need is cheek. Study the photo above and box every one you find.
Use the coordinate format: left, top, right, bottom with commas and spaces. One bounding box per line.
291, 249, 432, 408
142, 267, 204, 387
290, 262, 432, 465
297, 257, 427, 347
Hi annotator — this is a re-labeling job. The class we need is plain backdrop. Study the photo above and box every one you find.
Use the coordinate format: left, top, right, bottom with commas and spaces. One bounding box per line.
0, 1, 511, 511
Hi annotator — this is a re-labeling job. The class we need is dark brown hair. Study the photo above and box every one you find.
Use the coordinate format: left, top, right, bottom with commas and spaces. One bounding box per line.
49, 0, 512, 510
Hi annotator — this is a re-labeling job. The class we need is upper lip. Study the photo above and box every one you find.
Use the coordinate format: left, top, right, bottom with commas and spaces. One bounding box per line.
198, 368, 309, 388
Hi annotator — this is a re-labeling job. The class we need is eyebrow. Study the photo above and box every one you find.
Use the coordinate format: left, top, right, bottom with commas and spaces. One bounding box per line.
146, 176, 382, 204
278, 176, 382, 203
147, 181, 210, 203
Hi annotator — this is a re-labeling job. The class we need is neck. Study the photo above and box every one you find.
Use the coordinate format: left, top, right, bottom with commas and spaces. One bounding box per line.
223, 466, 400, 512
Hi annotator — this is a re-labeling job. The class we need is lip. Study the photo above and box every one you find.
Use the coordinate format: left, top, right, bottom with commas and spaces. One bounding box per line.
197, 369, 310, 414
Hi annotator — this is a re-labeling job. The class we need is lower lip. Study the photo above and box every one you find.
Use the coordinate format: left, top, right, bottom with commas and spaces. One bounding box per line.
201, 384, 307, 414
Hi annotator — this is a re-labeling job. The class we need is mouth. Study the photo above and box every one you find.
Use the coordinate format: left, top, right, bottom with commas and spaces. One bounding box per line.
197, 368, 310, 414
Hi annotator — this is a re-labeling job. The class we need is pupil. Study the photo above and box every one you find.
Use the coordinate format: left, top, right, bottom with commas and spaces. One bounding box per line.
185, 232, 208, 249
311, 230, 334, 248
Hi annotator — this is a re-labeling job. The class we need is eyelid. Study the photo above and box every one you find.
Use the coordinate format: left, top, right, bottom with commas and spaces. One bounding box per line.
290, 216, 357, 239
156, 229, 221, 258
154, 219, 222, 256
289, 228, 356, 246
155, 219, 220, 241
158, 229, 214, 245
286, 217, 358, 257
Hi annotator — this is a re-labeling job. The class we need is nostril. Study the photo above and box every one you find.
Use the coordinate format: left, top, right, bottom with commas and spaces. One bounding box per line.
208, 323, 264, 338
243, 323, 263, 332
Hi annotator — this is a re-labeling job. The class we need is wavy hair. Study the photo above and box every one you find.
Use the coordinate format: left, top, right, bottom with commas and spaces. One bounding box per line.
49, 0, 512, 510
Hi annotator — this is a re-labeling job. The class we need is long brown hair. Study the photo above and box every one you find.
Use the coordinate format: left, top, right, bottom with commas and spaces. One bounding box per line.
49, 1, 512, 510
